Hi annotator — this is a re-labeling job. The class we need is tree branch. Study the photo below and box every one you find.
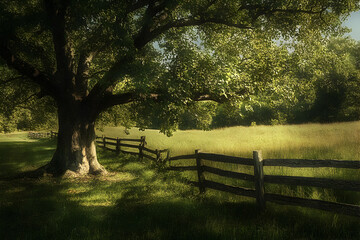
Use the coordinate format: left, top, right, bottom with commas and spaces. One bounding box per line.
75, 51, 94, 96
134, 17, 253, 49
0, 43, 59, 99
97, 92, 135, 112
77, 0, 152, 57
44, 0, 74, 79
86, 54, 135, 102
97, 1, 326, 106
97, 89, 245, 112
238, 4, 328, 22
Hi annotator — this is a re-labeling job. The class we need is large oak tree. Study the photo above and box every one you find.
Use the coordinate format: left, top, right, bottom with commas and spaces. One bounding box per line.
0, 0, 358, 176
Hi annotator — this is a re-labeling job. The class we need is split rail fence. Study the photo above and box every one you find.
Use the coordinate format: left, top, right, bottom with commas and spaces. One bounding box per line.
48, 131, 360, 217
49, 132, 167, 162
168, 150, 360, 217
28, 132, 52, 139
95, 135, 169, 163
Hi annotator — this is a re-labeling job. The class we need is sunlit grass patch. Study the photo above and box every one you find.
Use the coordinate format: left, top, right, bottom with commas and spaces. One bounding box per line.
0, 124, 359, 239
98, 121, 360, 161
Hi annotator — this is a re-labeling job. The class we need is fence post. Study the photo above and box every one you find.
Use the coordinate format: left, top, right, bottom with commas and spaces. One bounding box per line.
166, 150, 171, 167
116, 137, 120, 155
155, 149, 160, 163
253, 150, 265, 211
166, 149, 170, 165
195, 149, 206, 194
139, 136, 146, 160
50, 131, 53, 138
102, 135, 106, 148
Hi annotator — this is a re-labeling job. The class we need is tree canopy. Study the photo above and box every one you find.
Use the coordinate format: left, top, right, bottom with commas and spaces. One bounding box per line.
0, 0, 359, 175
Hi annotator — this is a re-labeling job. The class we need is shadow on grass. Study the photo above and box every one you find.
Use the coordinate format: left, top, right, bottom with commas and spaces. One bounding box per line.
0, 139, 56, 178
0, 145, 359, 240
102, 176, 360, 240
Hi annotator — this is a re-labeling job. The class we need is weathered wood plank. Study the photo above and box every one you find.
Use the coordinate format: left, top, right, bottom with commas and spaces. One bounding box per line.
263, 159, 360, 169
143, 153, 156, 161
119, 143, 140, 149
169, 154, 196, 161
265, 193, 360, 217
104, 137, 117, 141
199, 153, 253, 165
167, 166, 198, 171
264, 175, 360, 192
119, 138, 142, 142
203, 166, 255, 182
196, 150, 206, 193
254, 150, 265, 210
204, 180, 256, 198
104, 141, 117, 146
143, 147, 157, 154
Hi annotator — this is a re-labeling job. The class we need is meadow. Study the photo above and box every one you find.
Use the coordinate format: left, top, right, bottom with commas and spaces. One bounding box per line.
0, 122, 359, 239
100, 121, 360, 160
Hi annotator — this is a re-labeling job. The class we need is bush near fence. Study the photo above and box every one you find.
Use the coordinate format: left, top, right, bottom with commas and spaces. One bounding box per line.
50, 132, 360, 217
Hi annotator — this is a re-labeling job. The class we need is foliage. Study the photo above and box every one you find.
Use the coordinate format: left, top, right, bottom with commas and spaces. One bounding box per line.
0, 65, 57, 133
1, 0, 359, 134
205, 37, 360, 128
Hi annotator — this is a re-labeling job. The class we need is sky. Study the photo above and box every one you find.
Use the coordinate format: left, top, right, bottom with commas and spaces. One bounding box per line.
342, 10, 360, 40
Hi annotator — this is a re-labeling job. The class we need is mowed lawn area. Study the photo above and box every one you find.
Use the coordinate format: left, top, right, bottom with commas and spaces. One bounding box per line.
0, 122, 359, 240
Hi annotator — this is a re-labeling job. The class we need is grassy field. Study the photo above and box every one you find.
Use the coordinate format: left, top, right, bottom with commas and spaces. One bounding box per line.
100, 121, 360, 204
0, 122, 359, 239
99, 121, 360, 160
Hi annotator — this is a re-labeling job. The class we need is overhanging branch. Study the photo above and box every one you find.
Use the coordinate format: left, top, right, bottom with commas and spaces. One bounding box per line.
0, 43, 59, 99
134, 17, 253, 49
97, 89, 244, 112
44, 0, 74, 77
98, 92, 135, 112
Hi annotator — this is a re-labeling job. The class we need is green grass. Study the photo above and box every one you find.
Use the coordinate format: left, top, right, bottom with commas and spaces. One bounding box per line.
0, 123, 359, 240
99, 121, 360, 159
100, 122, 360, 204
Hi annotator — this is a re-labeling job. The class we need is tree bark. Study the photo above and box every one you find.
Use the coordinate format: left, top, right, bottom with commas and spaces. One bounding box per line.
47, 101, 107, 176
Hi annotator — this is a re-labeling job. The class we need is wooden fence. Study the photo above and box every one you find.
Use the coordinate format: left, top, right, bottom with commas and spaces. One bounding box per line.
95, 135, 169, 163
50, 131, 58, 138
28, 132, 52, 139
168, 150, 360, 217
48, 132, 168, 163
47, 131, 360, 217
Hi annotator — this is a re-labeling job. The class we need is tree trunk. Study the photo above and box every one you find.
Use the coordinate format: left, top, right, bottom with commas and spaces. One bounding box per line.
47, 101, 107, 176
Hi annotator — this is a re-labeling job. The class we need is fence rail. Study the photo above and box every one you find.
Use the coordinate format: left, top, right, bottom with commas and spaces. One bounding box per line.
199, 152, 254, 165
203, 165, 255, 182
263, 158, 360, 169
28, 131, 59, 139
96, 135, 168, 163
168, 150, 360, 217
51, 132, 168, 163
28, 132, 51, 139
47, 131, 360, 217
264, 175, 360, 192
